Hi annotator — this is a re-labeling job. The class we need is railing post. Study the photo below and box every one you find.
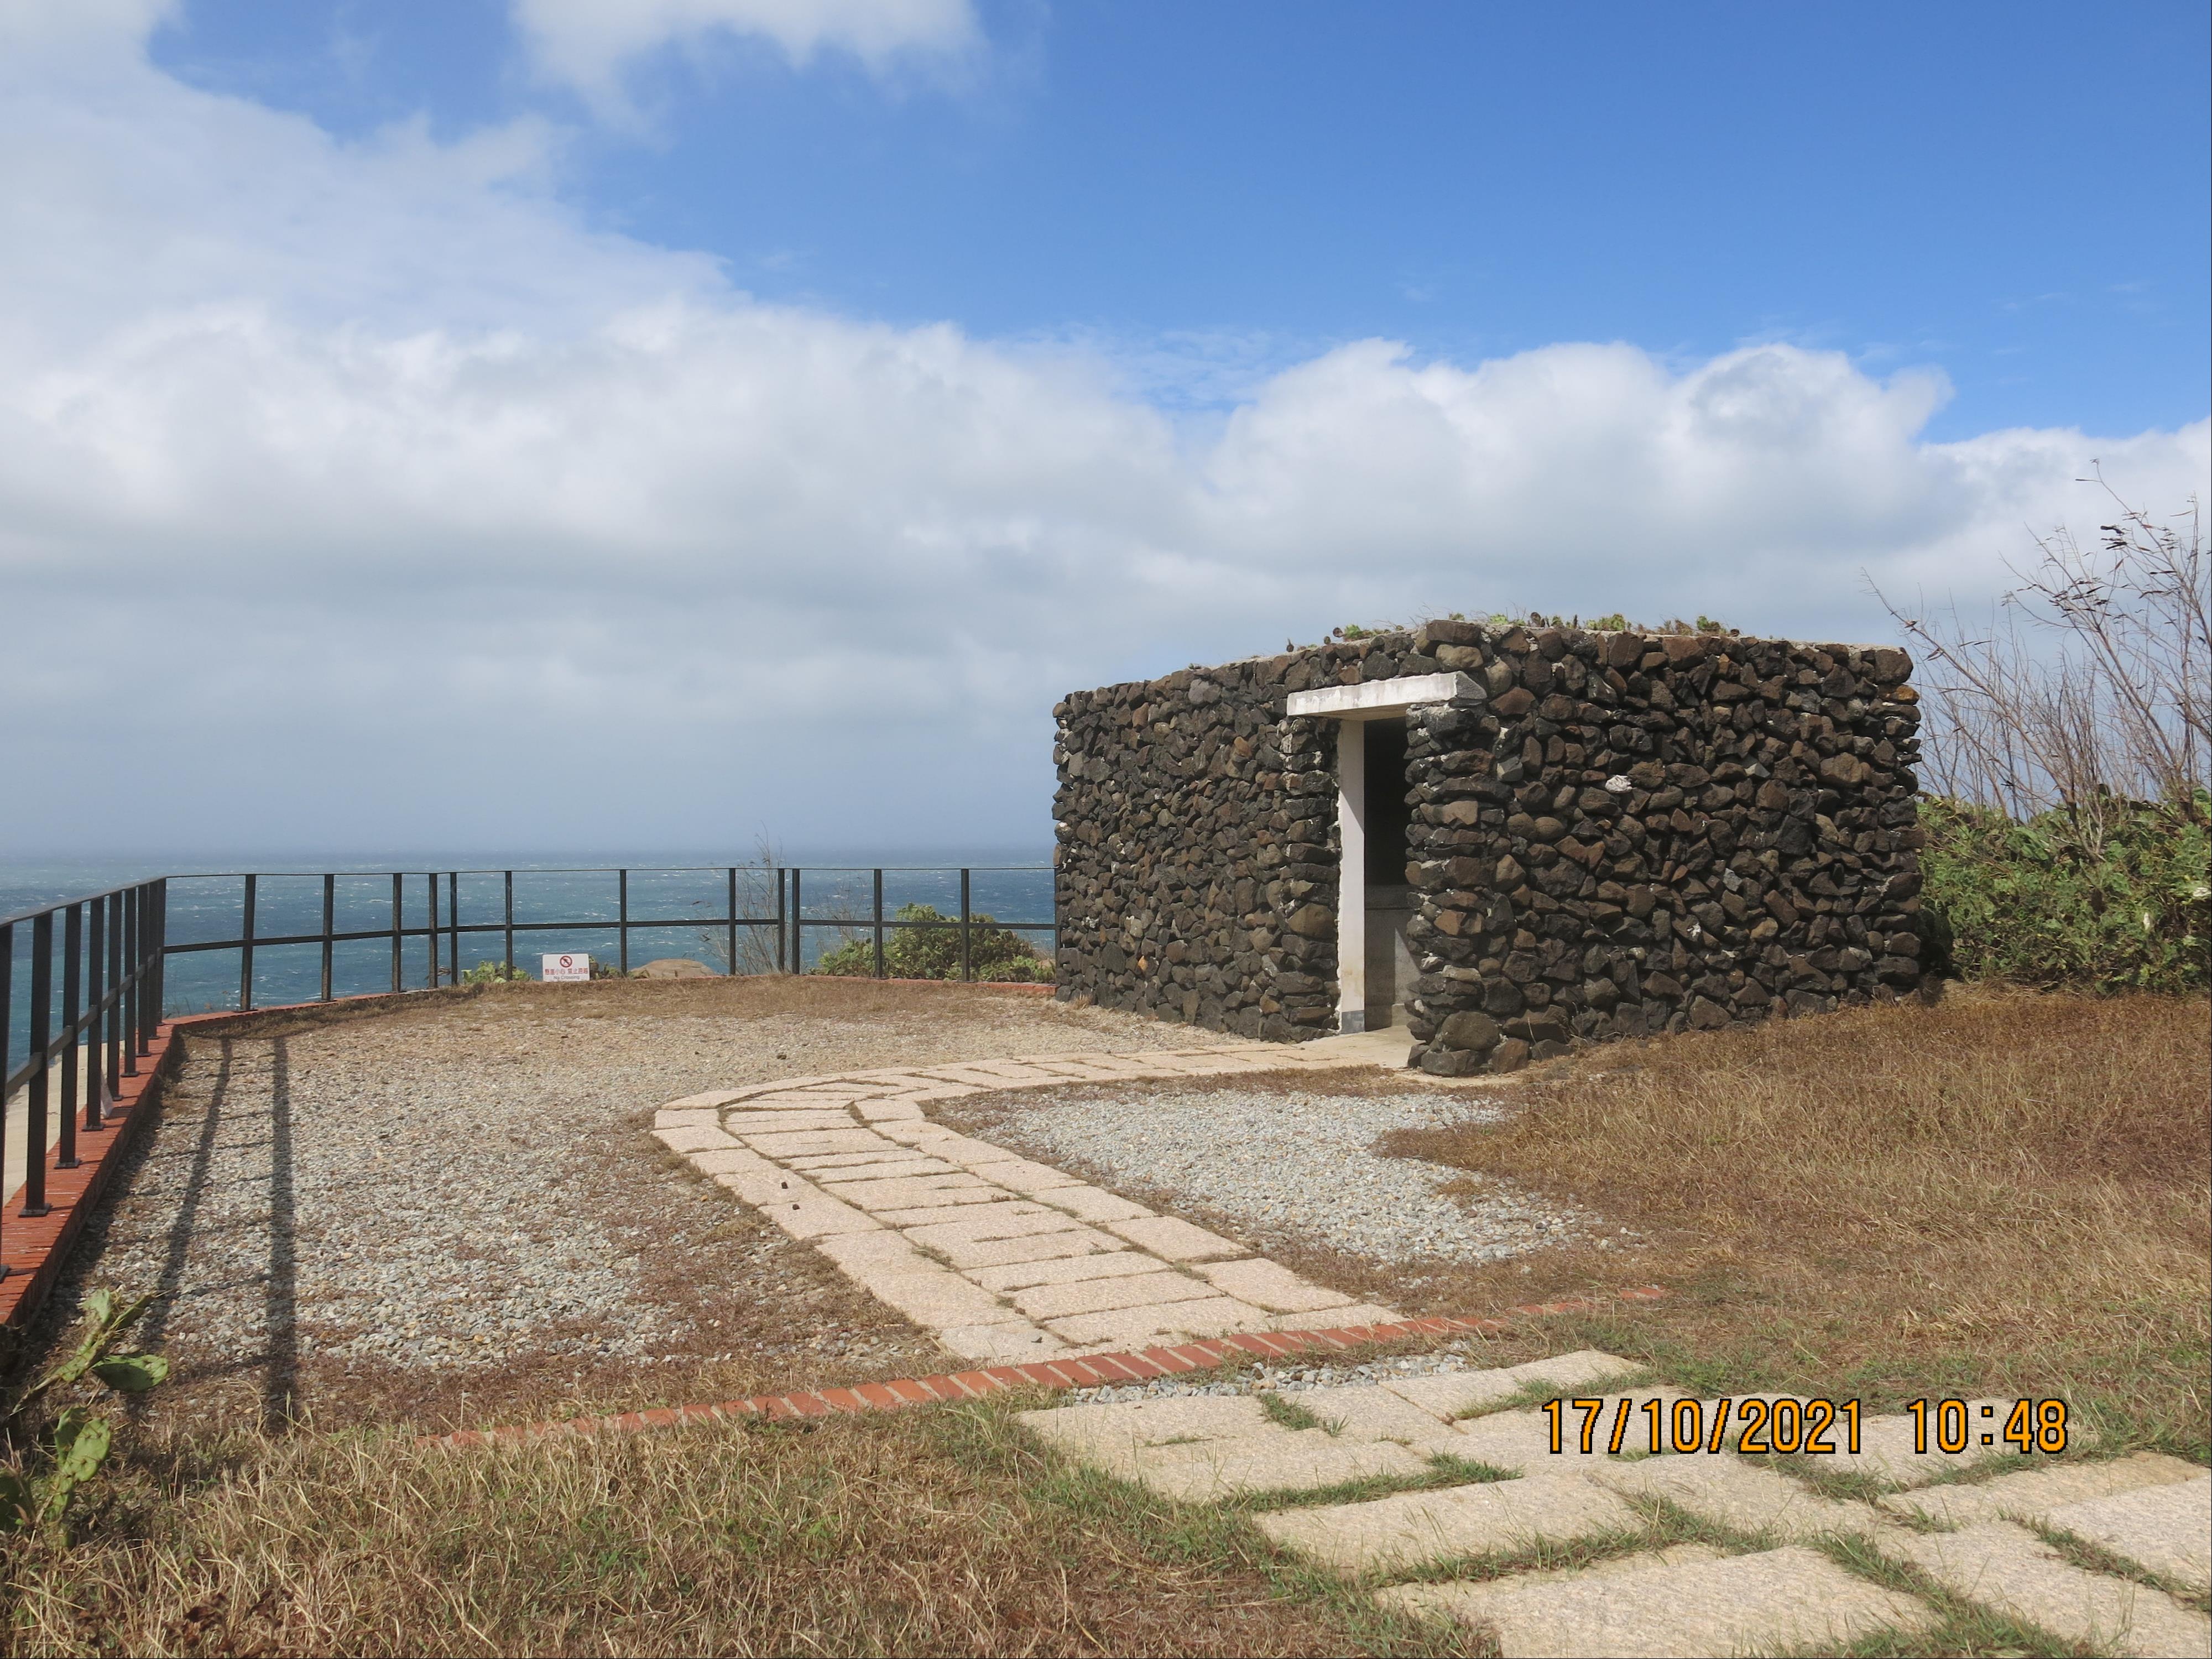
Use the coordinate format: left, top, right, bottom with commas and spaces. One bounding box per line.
320, 873, 335, 1003
504, 871, 515, 976
726, 867, 738, 978
390, 873, 403, 993
872, 869, 885, 979
87, 895, 107, 1129
776, 868, 788, 973
1, 919, 12, 1269
151, 878, 166, 1032
105, 896, 122, 1100
121, 886, 138, 1076
791, 869, 804, 974
427, 873, 440, 988
23, 910, 53, 1217
58, 904, 81, 1168
618, 869, 629, 974
238, 874, 257, 1012
447, 872, 460, 980
960, 868, 972, 983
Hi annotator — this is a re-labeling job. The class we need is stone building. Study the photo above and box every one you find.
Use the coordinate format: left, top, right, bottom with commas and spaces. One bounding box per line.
1051, 618, 1933, 1074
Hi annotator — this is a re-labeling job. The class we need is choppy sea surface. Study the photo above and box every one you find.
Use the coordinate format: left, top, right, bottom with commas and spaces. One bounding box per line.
3, 852, 1054, 1073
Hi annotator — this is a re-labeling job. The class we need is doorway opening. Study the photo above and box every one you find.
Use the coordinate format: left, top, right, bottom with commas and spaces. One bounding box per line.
1360, 718, 1416, 1030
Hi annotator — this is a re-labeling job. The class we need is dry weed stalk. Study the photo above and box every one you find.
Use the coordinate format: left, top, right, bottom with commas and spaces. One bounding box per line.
1874, 473, 2209, 841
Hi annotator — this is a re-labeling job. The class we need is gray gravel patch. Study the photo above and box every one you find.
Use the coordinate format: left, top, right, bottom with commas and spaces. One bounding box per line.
951, 1084, 1597, 1266
41, 983, 1243, 1426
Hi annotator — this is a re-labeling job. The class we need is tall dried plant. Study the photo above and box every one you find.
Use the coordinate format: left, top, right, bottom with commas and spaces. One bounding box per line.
1873, 472, 2209, 845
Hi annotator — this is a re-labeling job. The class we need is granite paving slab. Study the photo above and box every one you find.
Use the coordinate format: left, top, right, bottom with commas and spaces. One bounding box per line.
656, 1049, 1395, 1361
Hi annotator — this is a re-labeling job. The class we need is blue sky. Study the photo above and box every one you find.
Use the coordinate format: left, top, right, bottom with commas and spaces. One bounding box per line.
1, 0, 2206, 857
151, 0, 2208, 439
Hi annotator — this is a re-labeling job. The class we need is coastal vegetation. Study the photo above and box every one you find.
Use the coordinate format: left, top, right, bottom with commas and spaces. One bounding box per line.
815, 902, 1050, 983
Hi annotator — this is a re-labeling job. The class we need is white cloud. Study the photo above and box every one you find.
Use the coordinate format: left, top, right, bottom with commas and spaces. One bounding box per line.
512, 0, 980, 113
1, 12, 2205, 855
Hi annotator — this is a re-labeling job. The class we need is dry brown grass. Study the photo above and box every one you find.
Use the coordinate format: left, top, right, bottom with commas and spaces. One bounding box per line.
1377, 986, 2211, 1457
1, 1399, 1461, 1659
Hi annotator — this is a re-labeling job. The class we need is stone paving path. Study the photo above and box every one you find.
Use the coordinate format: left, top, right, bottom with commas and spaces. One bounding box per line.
1019, 1351, 2212, 1658
654, 1043, 1418, 1362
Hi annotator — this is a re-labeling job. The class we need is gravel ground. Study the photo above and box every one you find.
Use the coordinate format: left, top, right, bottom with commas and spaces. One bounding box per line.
33, 978, 1241, 1433
941, 1083, 1597, 1267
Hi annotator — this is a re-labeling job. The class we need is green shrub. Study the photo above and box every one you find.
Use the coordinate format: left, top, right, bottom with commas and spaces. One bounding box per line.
813, 904, 1049, 983
458, 959, 529, 985
1918, 792, 2210, 993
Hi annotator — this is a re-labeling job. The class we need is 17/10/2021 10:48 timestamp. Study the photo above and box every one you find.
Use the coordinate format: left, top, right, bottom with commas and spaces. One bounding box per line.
1542, 1396, 2072, 1456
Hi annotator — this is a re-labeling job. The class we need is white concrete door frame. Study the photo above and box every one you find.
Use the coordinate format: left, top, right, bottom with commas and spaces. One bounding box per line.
1286, 673, 1479, 1034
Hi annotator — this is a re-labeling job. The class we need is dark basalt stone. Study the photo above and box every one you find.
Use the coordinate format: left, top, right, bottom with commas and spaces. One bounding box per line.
1053, 623, 1927, 1070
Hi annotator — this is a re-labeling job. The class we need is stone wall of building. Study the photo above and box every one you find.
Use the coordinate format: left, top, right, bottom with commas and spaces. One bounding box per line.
1052, 656, 1343, 1040
1053, 620, 1931, 1072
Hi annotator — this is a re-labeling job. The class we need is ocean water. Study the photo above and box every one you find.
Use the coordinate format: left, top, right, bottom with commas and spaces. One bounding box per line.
3, 853, 1055, 1079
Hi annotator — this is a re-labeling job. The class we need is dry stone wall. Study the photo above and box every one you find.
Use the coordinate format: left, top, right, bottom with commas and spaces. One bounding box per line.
1052, 658, 1342, 1040
1054, 620, 1932, 1073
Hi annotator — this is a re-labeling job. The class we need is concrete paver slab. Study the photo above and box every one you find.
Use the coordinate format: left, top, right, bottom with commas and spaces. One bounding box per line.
1301, 1384, 1476, 1447
966, 1250, 1162, 1293
854, 1098, 927, 1121
898, 1203, 1105, 1246
786, 1150, 957, 1173
1034, 1185, 1154, 1223
936, 1230, 1131, 1270
763, 1186, 886, 1239
1380, 1350, 1643, 1422
737, 1127, 899, 1157
720, 1111, 872, 1132
1019, 1392, 1279, 1458
1259, 1472, 1637, 1575
1448, 1392, 1691, 1474
1380, 1354, 1646, 1433
814, 1229, 930, 1270
1381, 1543, 1932, 1658
953, 1155, 1087, 1193
1013, 1274, 1212, 1327
1879, 1520, 2211, 1658
1102, 1215, 1250, 1260
666, 1052, 1405, 1365
817, 1173, 1008, 1212
1877, 1453, 2206, 1531
1010, 1270, 1217, 1320
842, 1264, 1016, 1327
937, 1321, 1068, 1361
2043, 1475, 2211, 1595
1041, 1295, 1275, 1347
1591, 1452, 1883, 1540
1805, 1400, 2052, 1488
1194, 1256, 1358, 1313
651, 1124, 740, 1154
1131, 1433, 1434, 1502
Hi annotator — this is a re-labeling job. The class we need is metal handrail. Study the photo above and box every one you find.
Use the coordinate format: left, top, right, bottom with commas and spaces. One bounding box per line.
5, 864, 1056, 1277
2, 879, 166, 1279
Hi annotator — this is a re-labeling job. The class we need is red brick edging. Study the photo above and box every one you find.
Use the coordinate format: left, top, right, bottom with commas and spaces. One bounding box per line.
424, 1287, 1668, 1450
1, 1020, 190, 1329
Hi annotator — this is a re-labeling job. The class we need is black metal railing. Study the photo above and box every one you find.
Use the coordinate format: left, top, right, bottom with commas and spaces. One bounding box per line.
6, 864, 1053, 1277
1, 880, 168, 1280
154, 865, 1055, 1006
